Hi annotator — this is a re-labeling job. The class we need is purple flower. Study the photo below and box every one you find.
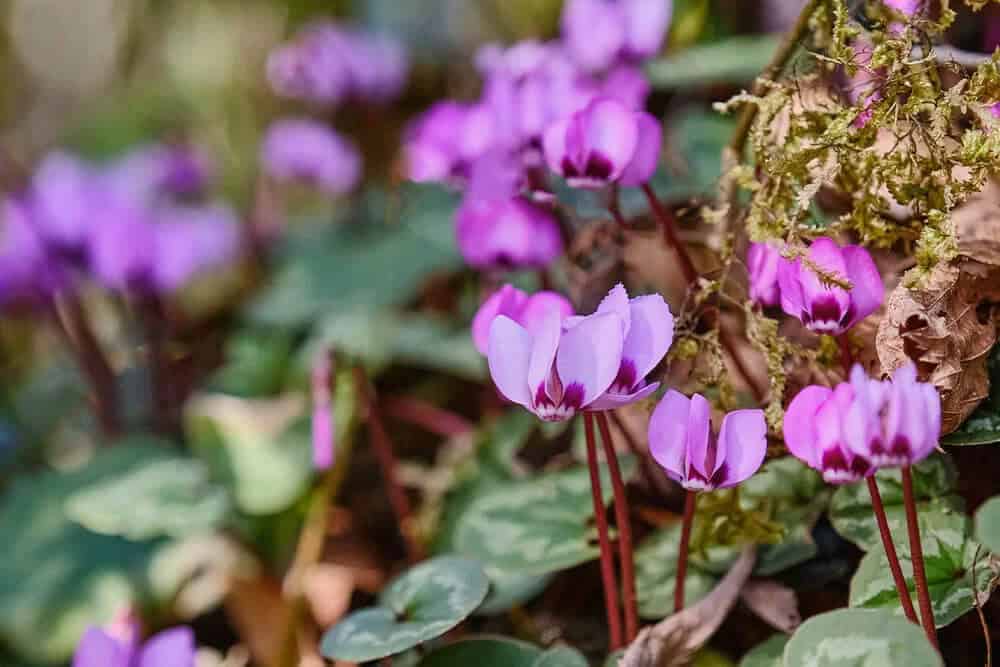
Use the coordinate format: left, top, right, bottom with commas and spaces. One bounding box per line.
103, 144, 213, 202
0, 197, 58, 304
260, 119, 361, 196
86, 198, 158, 292
648, 390, 767, 491
455, 196, 563, 271
777, 237, 883, 335
312, 351, 335, 470
73, 623, 195, 667
543, 98, 661, 189
747, 242, 786, 307
486, 283, 672, 420
29, 152, 98, 254
562, 0, 672, 72
600, 65, 651, 111
472, 284, 574, 355
404, 102, 497, 184
583, 284, 674, 409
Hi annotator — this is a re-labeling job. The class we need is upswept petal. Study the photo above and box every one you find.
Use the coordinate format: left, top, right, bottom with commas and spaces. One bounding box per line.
842, 245, 884, 327
487, 316, 534, 408
622, 0, 672, 58
783, 385, 833, 468
73, 629, 130, 667
579, 99, 640, 182
587, 381, 660, 411
555, 311, 624, 408
800, 237, 851, 317
621, 293, 674, 382
777, 258, 806, 318
618, 111, 662, 187
596, 283, 632, 336
542, 117, 573, 177
137, 627, 196, 667
472, 285, 527, 355
684, 393, 713, 480
648, 389, 691, 480
716, 409, 768, 488
527, 313, 563, 405
519, 291, 574, 335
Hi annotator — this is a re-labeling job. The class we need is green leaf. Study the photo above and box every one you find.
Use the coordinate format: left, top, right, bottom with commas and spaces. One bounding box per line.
450, 459, 635, 577
532, 646, 590, 667
185, 393, 313, 515
0, 442, 177, 663
417, 637, 542, 667
829, 455, 963, 551
209, 330, 294, 397
646, 35, 783, 89
849, 511, 993, 627
740, 634, 789, 667
782, 609, 942, 666
249, 184, 461, 328
320, 556, 489, 662
635, 523, 720, 619
65, 450, 230, 540
975, 496, 1000, 552
943, 343, 1000, 446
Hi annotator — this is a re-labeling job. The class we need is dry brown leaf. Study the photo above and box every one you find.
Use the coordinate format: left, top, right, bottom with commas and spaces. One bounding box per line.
225, 575, 292, 666
953, 179, 1000, 267
618, 548, 757, 667
740, 579, 801, 633
876, 259, 1000, 434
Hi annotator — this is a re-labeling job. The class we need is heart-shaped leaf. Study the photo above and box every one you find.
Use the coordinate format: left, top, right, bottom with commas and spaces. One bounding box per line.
975, 496, 1000, 552
416, 637, 542, 667
532, 646, 590, 667
740, 634, 788, 667
320, 556, 489, 662
849, 511, 994, 627
646, 35, 783, 89
782, 609, 942, 666
450, 459, 635, 577
635, 524, 720, 619
829, 455, 963, 551
66, 453, 230, 540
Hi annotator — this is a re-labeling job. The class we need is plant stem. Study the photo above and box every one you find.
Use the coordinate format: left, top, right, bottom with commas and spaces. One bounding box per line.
608, 185, 629, 228
866, 476, 920, 624
353, 367, 423, 564
596, 411, 639, 642
675, 489, 697, 613
52, 295, 121, 438
641, 184, 697, 284
139, 294, 174, 436
901, 465, 939, 648
584, 412, 624, 650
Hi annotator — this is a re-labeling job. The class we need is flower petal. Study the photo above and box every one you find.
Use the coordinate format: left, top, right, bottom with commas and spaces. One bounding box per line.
555, 311, 624, 408
801, 237, 851, 324
618, 111, 662, 187
472, 285, 527, 355
137, 627, 196, 667
777, 257, 805, 318
579, 98, 640, 183
588, 380, 660, 411
562, 0, 626, 71
783, 385, 832, 468
621, 293, 674, 382
716, 409, 767, 488
487, 315, 534, 408
622, 0, 672, 58
527, 312, 563, 404
520, 291, 574, 335
596, 283, 632, 336
73, 628, 130, 667
542, 117, 573, 178
684, 393, 713, 480
648, 389, 691, 482
842, 244, 884, 327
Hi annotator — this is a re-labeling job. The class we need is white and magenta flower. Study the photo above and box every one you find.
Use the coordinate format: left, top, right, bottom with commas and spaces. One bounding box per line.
472, 284, 574, 355
483, 283, 672, 421
777, 237, 883, 335
455, 196, 563, 271
542, 98, 661, 189
747, 241, 787, 308
648, 390, 767, 491
260, 118, 362, 196
561, 0, 672, 72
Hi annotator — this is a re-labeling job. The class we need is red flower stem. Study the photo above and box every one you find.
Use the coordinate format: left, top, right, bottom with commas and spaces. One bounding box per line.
584, 412, 624, 650
381, 395, 473, 438
866, 476, 920, 624
139, 295, 174, 435
901, 465, 939, 648
596, 411, 639, 642
51, 295, 121, 438
838, 334, 853, 374
641, 184, 697, 284
608, 185, 629, 228
675, 489, 697, 613
353, 367, 423, 564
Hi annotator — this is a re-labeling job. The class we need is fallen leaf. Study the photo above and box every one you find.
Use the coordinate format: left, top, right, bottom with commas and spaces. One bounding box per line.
618, 547, 757, 667
225, 575, 292, 666
739, 579, 801, 633
953, 178, 1000, 267
876, 259, 1000, 434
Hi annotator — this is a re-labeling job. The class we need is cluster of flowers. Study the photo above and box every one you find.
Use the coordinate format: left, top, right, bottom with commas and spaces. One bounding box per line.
405, 0, 671, 270
260, 23, 408, 197
0, 145, 239, 306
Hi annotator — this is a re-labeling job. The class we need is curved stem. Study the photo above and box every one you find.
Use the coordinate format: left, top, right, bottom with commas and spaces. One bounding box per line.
866, 477, 920, 624
901, 465, 939, 648
596, 411, 638, 642
675, 489, 697, 613
584, 413, 624, 650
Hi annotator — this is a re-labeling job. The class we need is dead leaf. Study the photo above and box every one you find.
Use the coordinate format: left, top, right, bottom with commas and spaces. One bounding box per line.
225, 575, 292, 666
618, 547, 757, 667
953, 179, 1000, 266
566, 219, 626, 313
303, 564, 355, 627
876, 260, 1000, 434
740, 579, 801, 633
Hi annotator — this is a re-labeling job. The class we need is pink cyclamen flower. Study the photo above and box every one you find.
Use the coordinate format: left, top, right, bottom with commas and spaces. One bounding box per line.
260, 119, 361, 196
73, 622, 195, 667
884, 0, 922, 16
562, 0, 672, 72
777, 237, 883, 335
486, 283, 672, 421
311, 351, 335, 470
543, 97, 661, 189
747, 242, 786, 307
404, 102, 496, 184
472, 284, 574, 355
455, 196, 563, 270
648, 390, 767, 491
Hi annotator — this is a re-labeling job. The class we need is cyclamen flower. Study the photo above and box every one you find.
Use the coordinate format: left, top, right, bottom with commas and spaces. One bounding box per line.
73, 621, 195, 667
562, 0, 672, 72
486, 283, 673, 421
312, 351, 335, 470
103, 144, 213, 201
471, 284, 574, 355
404, 102, 496, 184
0, 197, 61, 304
543, 98, 662, 189
29, 152, 97, 254
455, 196, 563, 271
648, 390, 767, 491
777, 237, 883, 335
260, 119, 362, 196
747, 242, 786, 307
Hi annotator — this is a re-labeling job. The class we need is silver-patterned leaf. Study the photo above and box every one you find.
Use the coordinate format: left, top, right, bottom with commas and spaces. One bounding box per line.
782, 609, 942, 666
